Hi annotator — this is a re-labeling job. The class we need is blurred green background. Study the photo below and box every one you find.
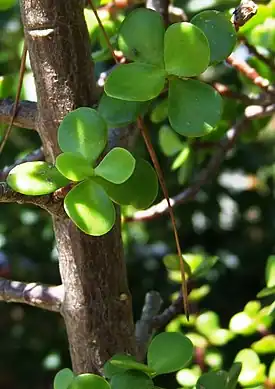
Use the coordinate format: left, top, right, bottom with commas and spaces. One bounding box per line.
0, 0, 274, 388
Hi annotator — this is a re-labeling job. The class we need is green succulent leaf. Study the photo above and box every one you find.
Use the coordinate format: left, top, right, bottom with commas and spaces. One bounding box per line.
266, 255, 275, 287
189, 285, 210, 302
55, 152, 93, 182
226, 363, 242, 389
69, 374, 110, 389
95, 159, 158, 209
159, 125, 183, 156
208, 328, 234, 346
64, 180, 115, 236
235, 349, 266, 386
104, 354, 154, 378
257, 286, 275, 298
104, 63, 166, 102
95, 147, 135, 184
171, 145, 191, 170
7, 162, 70, 195
196, 311, 220, 337
54, 369, 75, 389
118, 8, 165, 67
104, 354, 137, 379
110, 371, 154, 389
151, 98, 168, 124
168, 78, 222, 137
164, 22, 210, 77
147, 332, 193, 375
177, 367, 201, 388
252, 335, 275, 354
269, 359, 275, 384
0, 0, 16, 11
98, 93, 149, 127
196, 371, 227, 389
192, 255, 218, 279
229, 312, 256, 335
191, 11, 236, 63
58, 107, 108, 163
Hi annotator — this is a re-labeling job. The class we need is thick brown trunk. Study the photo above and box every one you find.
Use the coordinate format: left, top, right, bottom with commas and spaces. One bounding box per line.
20, 0, 136, 374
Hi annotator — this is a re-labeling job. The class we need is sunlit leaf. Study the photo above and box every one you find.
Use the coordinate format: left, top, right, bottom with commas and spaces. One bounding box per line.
56, 152, 93, 182
58, 108, 107, 163
252, 335, 275, 354
229, 312, 257, 335
235, 349, 266, 386
164, 22, 210, 77
266, 255, 275, 287
7, 162, 69, 195
95, 148, 135, 184
64, 180, 115, 236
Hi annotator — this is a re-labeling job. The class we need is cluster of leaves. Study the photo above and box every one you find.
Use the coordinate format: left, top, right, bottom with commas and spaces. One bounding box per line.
164, 253, 275, 388
102, 8, 236, 137
7, 107, 159, 236
53, 331, 242, 389
5, 7, 237, 236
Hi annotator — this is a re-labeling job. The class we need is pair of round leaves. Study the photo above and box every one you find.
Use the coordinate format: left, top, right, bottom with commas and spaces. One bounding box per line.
104, 9, 235, 137
54, 369, 110, 389
104, 332, 193, 381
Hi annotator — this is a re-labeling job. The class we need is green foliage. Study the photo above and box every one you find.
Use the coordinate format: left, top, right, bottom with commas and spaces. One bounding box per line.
64, 179, 116, 236
104, 63, 166, 101
69, 374, 110, 389
191, 11, 236, 64
96, 159, 158, 209
104, 8, 237, 137
147, 332, 193, 375
168, 78, 223, 137
54, 368, 75, 389
98, 93, 148, 128
94, 147, 135, 184
164, 22, 210, 77
118, 8, 165, 67
0, 0, 16, 11
7, 161, 70, 195
58, 108, 107, 163
55, 152, 94, 182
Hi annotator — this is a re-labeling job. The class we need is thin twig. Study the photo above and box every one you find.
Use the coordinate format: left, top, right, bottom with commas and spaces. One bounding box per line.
87, 0, 117, 63
0, 148, 44, 182
135, 291, 162, 360
0, 278, 63, 313
0, 99, 37, 130
126, 117, 249, 222
226, 54, 275, 94
241, 35, 275, 72
0, 42, 28, 155
0, 182, 66, 216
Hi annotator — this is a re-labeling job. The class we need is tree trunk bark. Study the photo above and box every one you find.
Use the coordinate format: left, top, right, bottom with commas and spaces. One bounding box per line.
20, 0, 136, 374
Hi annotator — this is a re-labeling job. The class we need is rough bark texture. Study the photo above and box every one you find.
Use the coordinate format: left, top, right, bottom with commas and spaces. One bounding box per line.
20, 0, 136, 374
